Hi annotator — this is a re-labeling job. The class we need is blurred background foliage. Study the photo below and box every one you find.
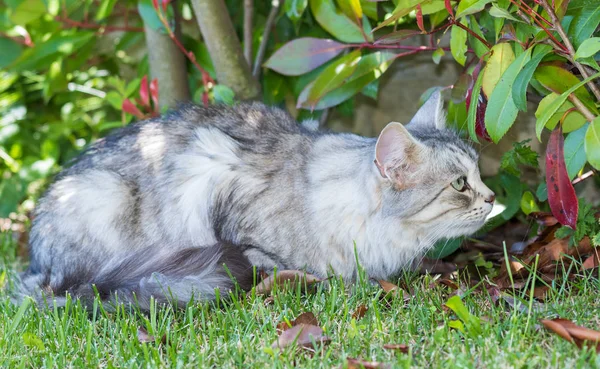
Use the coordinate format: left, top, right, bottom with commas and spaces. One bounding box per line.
0, 0, 599, 246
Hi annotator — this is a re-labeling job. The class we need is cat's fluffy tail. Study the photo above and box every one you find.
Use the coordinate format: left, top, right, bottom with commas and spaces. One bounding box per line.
14, 243, 254, 311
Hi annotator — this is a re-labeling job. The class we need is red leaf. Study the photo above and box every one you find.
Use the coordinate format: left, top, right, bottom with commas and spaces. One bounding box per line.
150, 78, 159, 110
546, 127, 578, 228
151, 0, 159, 10
445, 0, 454, 17
139, 75, 150, 107
161, 0, 168, 12
122, 99, 145, 119
416, 5, 425, 33
465, 78, 491, 142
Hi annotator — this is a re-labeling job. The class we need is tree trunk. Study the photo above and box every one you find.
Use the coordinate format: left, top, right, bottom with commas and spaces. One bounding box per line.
191, 0, 260, 100
143, 10, 191, 110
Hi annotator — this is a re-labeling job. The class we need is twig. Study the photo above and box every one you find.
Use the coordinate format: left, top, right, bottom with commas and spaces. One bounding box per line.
453, 20, 491, 49
572, 170, 595, 185
508, 0, 568, 53
55, 16, 144, 33
253, 0, 281, 78
539, 0, 600, 102
244, 0, 253, 67
566, 94, 596, 122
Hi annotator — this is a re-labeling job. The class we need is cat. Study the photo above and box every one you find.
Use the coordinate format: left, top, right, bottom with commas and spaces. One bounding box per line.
16, 91, 495, 310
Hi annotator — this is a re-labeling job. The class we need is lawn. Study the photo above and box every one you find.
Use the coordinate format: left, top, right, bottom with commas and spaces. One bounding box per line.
1, 233, 599, 369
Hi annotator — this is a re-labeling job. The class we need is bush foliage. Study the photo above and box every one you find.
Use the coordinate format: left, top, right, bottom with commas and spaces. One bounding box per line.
0, 0, 599, 235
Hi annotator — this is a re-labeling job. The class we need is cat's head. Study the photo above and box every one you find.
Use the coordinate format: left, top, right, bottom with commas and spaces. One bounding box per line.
374, 90, 495, 242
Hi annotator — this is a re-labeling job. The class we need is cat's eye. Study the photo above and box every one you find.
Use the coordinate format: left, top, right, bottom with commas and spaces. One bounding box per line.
451, 176, 468, 192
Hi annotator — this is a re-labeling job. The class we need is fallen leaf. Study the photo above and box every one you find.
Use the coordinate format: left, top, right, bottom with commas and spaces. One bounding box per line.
377, 280, 409, 303
253, 270, 323, 296
382, 343, 409, 353
264, 296, 275, 305
277, 312, 319, 333
541, 318, 600, 352
352, 305, 368, 320
582, 249, 599, 270
417, 258, 457, 274
529, 212, 559, 226
271, 323, 330, 350
345, 358, 391, 369
437, 278, 459, 290
137, 327, 166, 344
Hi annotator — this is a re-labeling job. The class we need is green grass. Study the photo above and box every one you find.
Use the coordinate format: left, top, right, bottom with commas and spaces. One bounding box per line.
1, 234, 599, 368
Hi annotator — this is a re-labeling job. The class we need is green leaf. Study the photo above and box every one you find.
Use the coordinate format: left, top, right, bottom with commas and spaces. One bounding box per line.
297, 51, 397, 110
482, 43, 515, 98
567, 3, 600, 48
450, 21, 468, 66
264, 38, 346, 76
574, 37, 600, 60
534, 65, 598, 114
309, 0, 364, 43
511, 44, 552, 112
536, 182, 548, 202
535, 93, 587, 133
96, 0, 118, 21
564, 123, 589, 179
520, 191, 540, 215
212, 85, 235, 105
10, 32, 95, 72
468, 16, 489, 58
456, 0, 492, 18
138, 0, 174, 34
500, 139, 539, 176
489, 3, 520, 21
285, 0, 309, 24
9, 0, 46, 25
372, 0, 429, 31
535, 72, 600, 140
467, 67, 485, 143
445, 295, 482, 336
585, 116, 600, 169
427, 238, 463, 259
303, 50, 362, 109
22, 333, 45, 351
485, 47, 532, 143
0, 38, 23, 68
432, 47, 445, 64
336, 0, 363, 20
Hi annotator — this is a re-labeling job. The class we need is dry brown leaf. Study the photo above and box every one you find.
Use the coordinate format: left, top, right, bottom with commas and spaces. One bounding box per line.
264, 296, 275, 305
277, 312, 319, 333
352, 305, 368, 320
137, 327, 166, 344
271, 323, 330, 350
541, 318, 600, 352
582, 250, 599, 270
382, 343, 409, 353
437, 278, 459, 290
344, 358, 391, 369
252, 270, 323, 296
529, 212, 558, 226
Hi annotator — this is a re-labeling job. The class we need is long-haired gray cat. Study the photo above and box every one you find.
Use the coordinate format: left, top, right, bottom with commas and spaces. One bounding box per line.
17, 91, 495, 310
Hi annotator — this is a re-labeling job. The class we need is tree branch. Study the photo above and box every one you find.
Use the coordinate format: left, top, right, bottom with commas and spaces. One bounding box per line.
143, 7, 191, 109
244, 0, 253, 67
567, 94, 596, 122
253, 0, 281, 78
539, 0, 600, 102
191, 0, 260, 100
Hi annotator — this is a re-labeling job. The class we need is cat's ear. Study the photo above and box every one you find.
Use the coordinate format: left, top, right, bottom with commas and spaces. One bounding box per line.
407, 90, 445, 130
374, 122, 424, 187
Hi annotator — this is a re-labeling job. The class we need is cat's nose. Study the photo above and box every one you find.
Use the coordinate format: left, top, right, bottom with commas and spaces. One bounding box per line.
485, 193, 496, 204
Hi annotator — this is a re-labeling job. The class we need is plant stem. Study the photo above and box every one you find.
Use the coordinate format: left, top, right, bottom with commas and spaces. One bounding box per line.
453, 20, 491, 49
566, 94, 596, 122
243, 0, 253, 67
571, 170, 595, 185
253, 0, 281, 78
539, 0, 600, 101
